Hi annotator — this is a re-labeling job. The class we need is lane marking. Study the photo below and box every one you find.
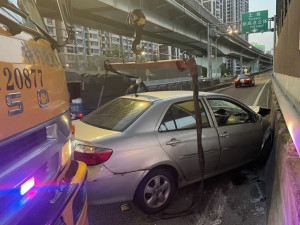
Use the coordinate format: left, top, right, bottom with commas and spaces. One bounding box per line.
253, 79, 271, 106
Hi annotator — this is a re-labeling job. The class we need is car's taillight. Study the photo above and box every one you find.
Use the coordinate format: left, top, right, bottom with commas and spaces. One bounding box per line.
74, 150, 113, 166
74, 144, 113, 166
234, 79, 239, 82
245, 78, 251, 81
78, 113, 84, 118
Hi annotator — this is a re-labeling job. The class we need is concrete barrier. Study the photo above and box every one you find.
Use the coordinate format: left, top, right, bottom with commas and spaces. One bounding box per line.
266, 87, 300, 225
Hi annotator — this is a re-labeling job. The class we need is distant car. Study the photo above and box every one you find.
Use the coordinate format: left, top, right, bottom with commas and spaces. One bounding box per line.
71, 91, 270, 214
235, 74, 255, 87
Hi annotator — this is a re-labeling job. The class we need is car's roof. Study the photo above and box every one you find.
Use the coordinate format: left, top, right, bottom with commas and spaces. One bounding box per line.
122, 91, 226, 102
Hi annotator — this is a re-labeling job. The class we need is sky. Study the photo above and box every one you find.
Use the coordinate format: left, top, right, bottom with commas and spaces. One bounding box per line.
248, 0, 277, 52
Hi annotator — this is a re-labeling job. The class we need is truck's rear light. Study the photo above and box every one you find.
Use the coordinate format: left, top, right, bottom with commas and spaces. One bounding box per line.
74, 150, 112, 166
20, 177, 35, 196
78, 113, 83, 118
61, 140, 72, 167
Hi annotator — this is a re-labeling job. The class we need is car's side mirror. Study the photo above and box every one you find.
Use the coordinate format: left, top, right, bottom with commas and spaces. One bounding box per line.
258, 107, 271, 117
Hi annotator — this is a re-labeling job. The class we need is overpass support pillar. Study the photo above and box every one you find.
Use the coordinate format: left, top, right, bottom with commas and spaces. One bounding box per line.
195, 56, 226, 78
251, 58, 259, 73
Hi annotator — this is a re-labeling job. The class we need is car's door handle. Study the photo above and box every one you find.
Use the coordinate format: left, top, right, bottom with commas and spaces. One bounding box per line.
166, 138, 181, 146
220, 132, 230, 138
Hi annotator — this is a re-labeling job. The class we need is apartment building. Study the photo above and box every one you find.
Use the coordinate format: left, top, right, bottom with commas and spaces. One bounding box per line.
43, 18, 159, 72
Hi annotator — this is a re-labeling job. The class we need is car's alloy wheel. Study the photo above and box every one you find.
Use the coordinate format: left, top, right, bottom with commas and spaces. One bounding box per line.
134, 169, 175, 214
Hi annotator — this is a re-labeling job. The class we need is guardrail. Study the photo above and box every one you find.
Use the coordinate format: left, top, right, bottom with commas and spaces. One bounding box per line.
143, 69, 272, 92
144, 77, 222, 91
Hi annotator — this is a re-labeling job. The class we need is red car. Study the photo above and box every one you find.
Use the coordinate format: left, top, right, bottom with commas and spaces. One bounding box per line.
235, 74, 255, 88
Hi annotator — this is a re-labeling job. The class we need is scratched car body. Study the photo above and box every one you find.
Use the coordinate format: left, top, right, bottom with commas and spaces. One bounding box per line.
72, 91, 270, 214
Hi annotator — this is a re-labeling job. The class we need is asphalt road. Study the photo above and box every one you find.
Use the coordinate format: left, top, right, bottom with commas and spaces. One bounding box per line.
87, 72, 272, 225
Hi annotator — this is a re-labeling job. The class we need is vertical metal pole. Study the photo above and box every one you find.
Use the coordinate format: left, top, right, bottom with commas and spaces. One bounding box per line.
240, 49, 243, 75
273, 15, 276, 73
215, 39, 218, 77
207, 24, 212, 79
215, 36, 220, 77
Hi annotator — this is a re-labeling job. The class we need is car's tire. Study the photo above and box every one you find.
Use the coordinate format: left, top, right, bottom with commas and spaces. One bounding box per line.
133, 168, 176, 215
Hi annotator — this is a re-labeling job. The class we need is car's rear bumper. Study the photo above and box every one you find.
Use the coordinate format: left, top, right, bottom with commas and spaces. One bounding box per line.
235, 81, 252, 86
86, 165, 147, 205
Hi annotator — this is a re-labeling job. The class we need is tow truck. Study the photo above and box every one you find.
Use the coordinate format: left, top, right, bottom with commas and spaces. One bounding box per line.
0, 0, 88, 224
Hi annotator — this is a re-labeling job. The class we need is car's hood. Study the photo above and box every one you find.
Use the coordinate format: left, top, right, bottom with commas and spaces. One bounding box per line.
72, 119, 120, 142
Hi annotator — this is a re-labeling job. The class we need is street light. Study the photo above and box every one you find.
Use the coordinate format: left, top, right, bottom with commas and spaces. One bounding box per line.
207, 21, 240, 79
240, 45, 252, 75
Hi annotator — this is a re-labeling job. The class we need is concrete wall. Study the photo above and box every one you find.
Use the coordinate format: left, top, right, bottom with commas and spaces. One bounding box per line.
274, 0, 300, 113
274, 0, 300, 78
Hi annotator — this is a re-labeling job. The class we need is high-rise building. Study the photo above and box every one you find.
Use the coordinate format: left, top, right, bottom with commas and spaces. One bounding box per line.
202, 0, 225, 22
201, 0, 249, 40
224, 0, 249, 40
224, 0, 249, 74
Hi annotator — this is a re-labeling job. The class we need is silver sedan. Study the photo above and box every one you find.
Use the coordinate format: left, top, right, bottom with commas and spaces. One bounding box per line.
71, 91, 270, 214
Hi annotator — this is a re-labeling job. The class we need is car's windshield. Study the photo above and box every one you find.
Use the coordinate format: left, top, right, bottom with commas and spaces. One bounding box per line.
0, 0, 46, 32
81, 98, 153, 131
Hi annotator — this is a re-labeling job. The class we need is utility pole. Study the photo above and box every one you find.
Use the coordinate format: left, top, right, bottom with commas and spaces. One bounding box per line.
207, 24, 212, 79
273, 15, 276, 72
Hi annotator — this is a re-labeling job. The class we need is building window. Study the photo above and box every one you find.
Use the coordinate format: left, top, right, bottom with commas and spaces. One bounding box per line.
90, 34, 98, 39
67, 46, 73, 53
91, 41, 98, 46
69, 63, 76, 69
47, 27, 54, 34
46, 18, 52, 25
76, 32, 83, 38
68, 55, 75, 60
91, 49, 99, 54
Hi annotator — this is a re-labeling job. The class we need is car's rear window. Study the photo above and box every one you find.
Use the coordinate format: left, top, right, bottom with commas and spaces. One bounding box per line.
81, 98, 153, 131
240, 75, 250, 79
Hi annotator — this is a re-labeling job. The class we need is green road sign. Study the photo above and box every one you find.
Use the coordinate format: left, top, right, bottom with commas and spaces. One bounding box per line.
242, 10, 268, 34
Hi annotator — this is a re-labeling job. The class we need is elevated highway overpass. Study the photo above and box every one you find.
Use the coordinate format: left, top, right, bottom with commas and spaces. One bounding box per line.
37, 0, 273, 76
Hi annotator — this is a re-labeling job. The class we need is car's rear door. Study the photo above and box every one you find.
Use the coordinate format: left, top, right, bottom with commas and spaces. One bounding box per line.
155, 99, 221, 181
204, 97, 263, 172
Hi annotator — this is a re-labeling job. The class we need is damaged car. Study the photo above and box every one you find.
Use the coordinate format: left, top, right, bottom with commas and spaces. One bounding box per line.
71, 91, 270, 214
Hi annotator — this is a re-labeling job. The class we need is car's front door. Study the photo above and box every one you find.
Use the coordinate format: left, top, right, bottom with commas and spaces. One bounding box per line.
155, 99, 220, 181
205, 98, 263, 172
